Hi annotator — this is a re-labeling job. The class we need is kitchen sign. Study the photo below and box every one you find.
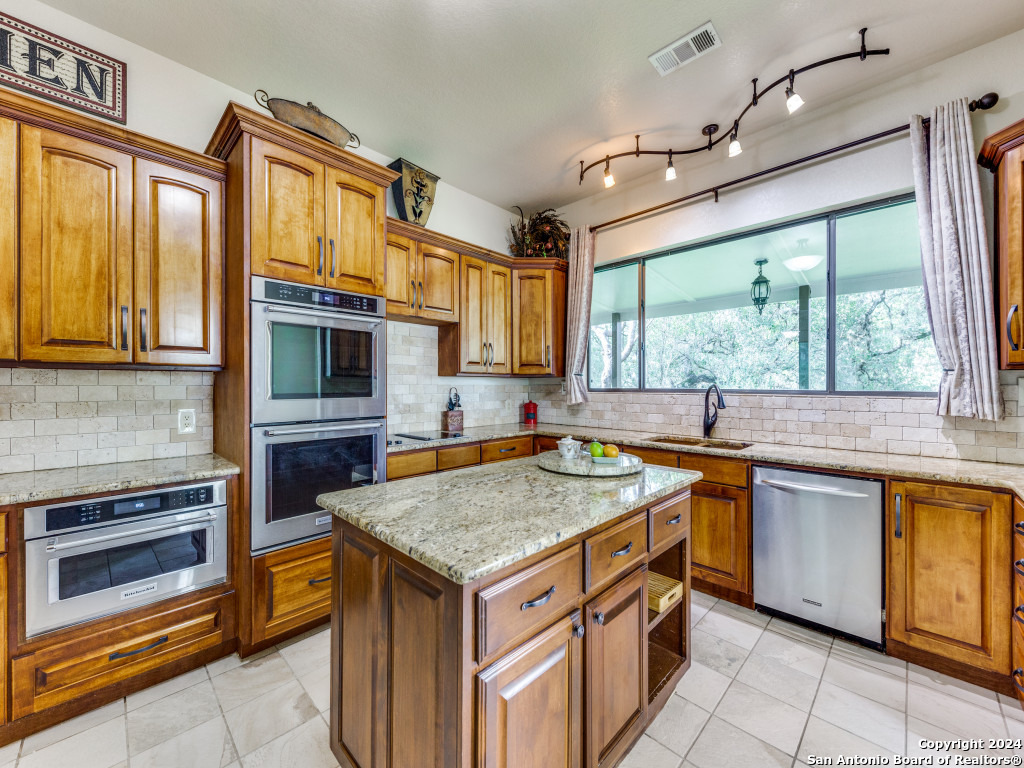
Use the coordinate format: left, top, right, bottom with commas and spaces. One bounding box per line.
0, 12, 126, 123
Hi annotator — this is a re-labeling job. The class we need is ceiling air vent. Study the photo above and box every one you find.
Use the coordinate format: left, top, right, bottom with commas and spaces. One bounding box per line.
648, 21, 721, 77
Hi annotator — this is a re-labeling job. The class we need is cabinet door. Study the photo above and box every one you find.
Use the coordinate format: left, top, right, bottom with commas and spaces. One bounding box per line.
459, 255, 489, 373
418, 244, 459, 322
385, 232, 418, 316
252, 537, 332, 645
888, 482, 1012, 672
513, 268, 554, 375
584, 566, 647, 768
998, 145, 1024, 368
325, 167, 386, 296
20, 127, 133, 364
249, 137, 325, 285
691, 482, 750, 597
0, 118, 15, 361
487, 262, 513, 374
476, 611, 582, 768
134, 160, 223, 366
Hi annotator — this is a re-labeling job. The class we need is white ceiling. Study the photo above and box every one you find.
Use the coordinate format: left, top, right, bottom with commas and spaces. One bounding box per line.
38, 0, 1024, 211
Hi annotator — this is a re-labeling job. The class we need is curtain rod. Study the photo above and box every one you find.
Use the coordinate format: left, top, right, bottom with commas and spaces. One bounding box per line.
589, 92, 999, 234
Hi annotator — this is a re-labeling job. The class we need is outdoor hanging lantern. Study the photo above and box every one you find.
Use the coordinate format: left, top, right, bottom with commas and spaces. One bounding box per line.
750, 258, 771, 315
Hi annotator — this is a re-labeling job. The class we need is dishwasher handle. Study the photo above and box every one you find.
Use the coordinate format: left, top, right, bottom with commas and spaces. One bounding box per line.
757, 477, 870, 499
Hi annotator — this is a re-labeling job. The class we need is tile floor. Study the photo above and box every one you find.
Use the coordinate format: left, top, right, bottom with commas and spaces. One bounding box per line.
2, 592, 1022, 767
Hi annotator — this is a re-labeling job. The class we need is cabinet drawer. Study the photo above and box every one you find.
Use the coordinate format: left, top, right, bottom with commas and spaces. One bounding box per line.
476, 544, 582, 663
387, 450, 437, 480
254, 537, 332, 644
627, 447, 679, 468
678, 454, 748, 488
1014, 615, 1024, 704
438, 443, 480, 471
11, 592, 232, 719
649, 493, 691, 555
481, 437, 533, 463
585, 512, 648, 593
534, 436, 560, 454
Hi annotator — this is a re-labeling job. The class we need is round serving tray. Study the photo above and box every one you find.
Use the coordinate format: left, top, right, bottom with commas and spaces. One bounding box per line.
537, 450, 643, 477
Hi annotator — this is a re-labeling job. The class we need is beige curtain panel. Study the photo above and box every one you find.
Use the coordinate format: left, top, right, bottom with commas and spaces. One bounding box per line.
565, 226, 595, 405
910, 99, 1003, 421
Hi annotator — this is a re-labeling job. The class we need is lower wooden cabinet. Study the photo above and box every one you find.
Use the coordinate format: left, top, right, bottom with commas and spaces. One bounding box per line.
1012, 497, 1024, 706
481, 436, 533, 463
251, 537, 332, 645
11, 591, 233, 719
888, 481, 1012, 673
476, 611, 583, 768
0, 117, 15, 362
690, 482, 750, 598
584, 567, 647, 768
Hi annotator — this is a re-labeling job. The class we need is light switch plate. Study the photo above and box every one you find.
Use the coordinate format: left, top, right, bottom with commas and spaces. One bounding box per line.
177, 408, 197, 435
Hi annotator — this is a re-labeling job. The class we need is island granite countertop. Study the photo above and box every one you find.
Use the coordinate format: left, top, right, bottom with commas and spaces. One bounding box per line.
317, 454, 700, 584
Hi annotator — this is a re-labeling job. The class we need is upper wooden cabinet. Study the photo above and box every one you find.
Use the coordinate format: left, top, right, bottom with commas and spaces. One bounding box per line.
513, 266, 566, 376
20, 127, 134, 364
134, 160, 223, 366
980, 120, 1024, 369
384, 225, 459, 323
325, 167, 386, 295
384, 232, 418, 316
418, 244, 460, 321
888, 481, 1012, 673
439, 255, 510, 375
0, 118, 16, 362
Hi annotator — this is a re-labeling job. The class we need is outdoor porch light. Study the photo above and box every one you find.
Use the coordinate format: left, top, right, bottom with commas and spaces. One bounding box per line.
751, 258, 771, 314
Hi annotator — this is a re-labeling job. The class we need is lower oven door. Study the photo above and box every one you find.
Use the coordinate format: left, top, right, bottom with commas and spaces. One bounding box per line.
250, 419, 385, 554
24, 506, 227, 639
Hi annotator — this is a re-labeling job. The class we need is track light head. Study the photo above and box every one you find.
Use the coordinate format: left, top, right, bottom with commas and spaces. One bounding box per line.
786, 70, 804, 114
728, 122, 742, 157
603, 157, 615, 188
665, 152, 676, 181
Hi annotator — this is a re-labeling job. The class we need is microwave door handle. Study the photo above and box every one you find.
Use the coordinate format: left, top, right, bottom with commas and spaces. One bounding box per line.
264, 422, 384, 437
44, 512, 219, 553
263, 305, 382, 327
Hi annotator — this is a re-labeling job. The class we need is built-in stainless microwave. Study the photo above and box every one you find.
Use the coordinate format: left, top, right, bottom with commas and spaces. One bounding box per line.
250, 277, 386, 426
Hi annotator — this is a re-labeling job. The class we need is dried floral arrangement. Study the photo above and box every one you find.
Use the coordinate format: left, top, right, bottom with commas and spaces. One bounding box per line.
508, 207, 570, 260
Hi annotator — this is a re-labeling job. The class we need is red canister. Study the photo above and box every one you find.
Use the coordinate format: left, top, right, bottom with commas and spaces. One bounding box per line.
523, 400, 538, 426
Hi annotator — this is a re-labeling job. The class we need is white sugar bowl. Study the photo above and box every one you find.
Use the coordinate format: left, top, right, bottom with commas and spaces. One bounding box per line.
557, 435, 581, 459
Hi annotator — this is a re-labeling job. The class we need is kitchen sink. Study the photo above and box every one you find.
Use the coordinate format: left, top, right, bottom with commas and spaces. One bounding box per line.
650, 436, 753, 451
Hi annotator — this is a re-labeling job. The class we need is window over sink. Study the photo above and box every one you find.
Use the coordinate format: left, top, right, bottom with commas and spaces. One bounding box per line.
587, 195, 939, 394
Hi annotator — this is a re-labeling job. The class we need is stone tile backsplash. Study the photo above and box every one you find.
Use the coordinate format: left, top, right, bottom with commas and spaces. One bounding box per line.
0, 369, 213, 474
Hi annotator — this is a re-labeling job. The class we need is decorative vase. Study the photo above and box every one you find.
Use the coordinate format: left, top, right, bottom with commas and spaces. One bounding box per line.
387, 158, 439, 227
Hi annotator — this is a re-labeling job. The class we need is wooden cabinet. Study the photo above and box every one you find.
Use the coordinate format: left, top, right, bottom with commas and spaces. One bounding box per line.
584, 512, 648, 594
0, 118, 15, 362
476, 611, 583, 768
385, 232, 419, 315
20, 127, 134, 364
251, 537, 332, 645
324, 166, 386, 295
513, 267, 565, 376
888, 481, 1012, 673
481, 436, 533, 463
979, 120, 1024, 368
134, 160, 223, 366
387, 450, 439, 480
690, 482, 750, 598
584, 566, 647, 768
440, 255, 511, 375
1015, 498, 1024, 707
385, 232, 459, 321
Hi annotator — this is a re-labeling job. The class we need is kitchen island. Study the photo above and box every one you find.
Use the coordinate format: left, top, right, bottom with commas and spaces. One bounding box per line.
317, 455, 701, 768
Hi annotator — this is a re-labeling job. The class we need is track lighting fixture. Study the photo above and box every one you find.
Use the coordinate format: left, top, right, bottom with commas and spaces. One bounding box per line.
577, 28, 889, 188
785, 70, 804, 114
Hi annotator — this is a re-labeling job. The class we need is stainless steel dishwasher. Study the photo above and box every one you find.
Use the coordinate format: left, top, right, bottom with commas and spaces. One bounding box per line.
752, 466, 884, 646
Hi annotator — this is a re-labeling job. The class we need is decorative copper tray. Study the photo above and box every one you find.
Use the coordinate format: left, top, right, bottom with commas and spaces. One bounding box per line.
255, 90, 359, 149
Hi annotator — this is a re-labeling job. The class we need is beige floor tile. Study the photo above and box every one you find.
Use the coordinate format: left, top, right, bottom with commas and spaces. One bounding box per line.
752, 628, 830, 678
275, 624, 329, 651
830, 638, 907, 678
797, 715, 896, 764
1007, 715, 1024, 739
691, 591, 718, 611
696, 604, 767, 650
239, 716, 340, 768
131, 715, 237, 768
212, 652, 296, 711
672, 660, 731, 711
645, 695, 710, 757
691, 627, 751, 678
690, 600, 713, 627
907, 715, 1018, 759
127, 679, 223, 756
907, 682, 1008, 741
20, 699, 124, 756
686, 716, 790, 768
811, 681, 906, 754
279, 627, 331, 679
127, 666, 209, 711
714, 680, 808, 755
206, 652, 245, 678
619, 734, 683, 768
19, 715, 126, 768
766, 617, 833, 651
0, 739, 19, 765
714, 600, 771, 628
735, 652, 820, 712
998, 693, 1024, 723
822, 655, 907, 712
225, 679, 319, 757
908, 663, 1001, 712
299, 664, 332, 713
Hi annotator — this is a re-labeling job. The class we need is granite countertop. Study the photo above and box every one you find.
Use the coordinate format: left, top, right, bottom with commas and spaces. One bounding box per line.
318, 455, 700, 584
386, 422, 1024, 498
0, 454, 241, 506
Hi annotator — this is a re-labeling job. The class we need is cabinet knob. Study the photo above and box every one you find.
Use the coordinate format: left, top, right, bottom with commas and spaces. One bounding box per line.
572, 624, 585, 639
594, 612, 605, 626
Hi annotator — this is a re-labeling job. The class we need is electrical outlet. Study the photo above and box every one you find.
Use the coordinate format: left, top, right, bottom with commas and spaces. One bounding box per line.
177, 408, 197, 435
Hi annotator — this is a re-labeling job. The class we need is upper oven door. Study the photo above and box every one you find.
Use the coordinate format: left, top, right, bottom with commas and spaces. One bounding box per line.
250, 301, 386, 425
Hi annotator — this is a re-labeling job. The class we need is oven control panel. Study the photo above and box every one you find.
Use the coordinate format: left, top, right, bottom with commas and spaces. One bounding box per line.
259, 278, 382, 316
42, 484, 218, 533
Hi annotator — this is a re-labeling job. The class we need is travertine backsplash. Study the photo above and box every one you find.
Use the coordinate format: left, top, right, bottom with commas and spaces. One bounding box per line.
0, 369, 213, 474
386, 322, 530, 433
529, 371, 1024, 464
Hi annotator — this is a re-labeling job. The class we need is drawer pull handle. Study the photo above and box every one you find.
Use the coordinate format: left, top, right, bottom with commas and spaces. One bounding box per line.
894, 493, 902, 539
317, 236, 324, 276
595, 611, 605, 625
410, 281, 416, 308
1014, 668, 1024, 696
1015, 605, 1024, 625
109, 635, 168, 662
573, 624, 585, 639
1008, 305, 1019, 351
1015, 521, 1024, 536
329, 239, 336, 278
666, 514, 682, 525
1015, 559, 1024, 579
140, 308, 148, 352
120, 305, 129, 351
499, 447, 515, 453
611, 541, 633, 558
521, 585, 556, 611
308, 576, 331, 586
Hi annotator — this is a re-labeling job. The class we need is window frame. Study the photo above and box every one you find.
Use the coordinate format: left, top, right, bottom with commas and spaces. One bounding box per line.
587, 193, 937, 397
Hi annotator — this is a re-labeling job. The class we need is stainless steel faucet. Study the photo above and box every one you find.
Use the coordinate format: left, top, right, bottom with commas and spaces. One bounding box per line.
703, 383, 727, 438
